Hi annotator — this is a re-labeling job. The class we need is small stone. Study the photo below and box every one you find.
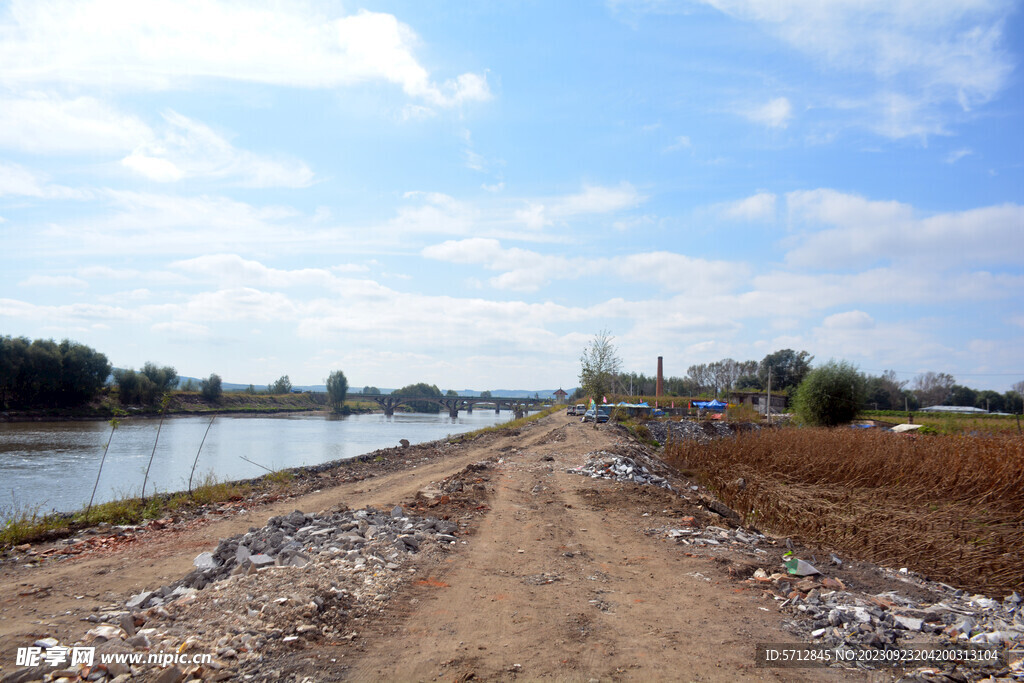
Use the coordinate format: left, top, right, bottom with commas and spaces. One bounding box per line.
391, 505, 404, 519
126, 591, 153, 610
893, 615, 923, 631
193, 552, 218, 570
85, 625, 124, 642
117, 613, 136, 637
153, 665, 184, 683
236, 545, 251, 564
125, 633, 151, 649
821, 577, 845, 591
250, 554, 275, 567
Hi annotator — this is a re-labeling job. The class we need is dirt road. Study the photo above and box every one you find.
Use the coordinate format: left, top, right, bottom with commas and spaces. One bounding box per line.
0, 412, 868, 682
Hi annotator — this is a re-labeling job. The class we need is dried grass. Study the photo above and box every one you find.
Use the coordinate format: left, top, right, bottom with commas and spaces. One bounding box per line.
664, 428, 1024, 594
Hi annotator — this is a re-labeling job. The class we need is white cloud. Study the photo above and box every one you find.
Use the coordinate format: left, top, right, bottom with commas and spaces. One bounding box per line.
0, 162, 90, 199
391, 192, 478, 236
151, 321, 213, 341
0, 298, 142, 323
422, 239, 744, 293
716, 191, 776, 221
698, 0, 1014, 137
0, 2, 491, 107
743, 97, 792, 129
554, 182, 644, 216
784, 189, 1024, 269
516, 182, 646, 230
170, 254, 338, 289
821, 310, 875, 330
945, 148, 973, 164
663, 135, 692, 152
0, 93, 152, 154
121, 111, 314, 187
17, 274, 88, 289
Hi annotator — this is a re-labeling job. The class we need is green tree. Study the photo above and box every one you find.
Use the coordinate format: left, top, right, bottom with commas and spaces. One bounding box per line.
246, 384, 257, 394
326, 370, 348, 412
269, 375, 292, 394
793, 360, 866, 427
974, 390, 1004, 413
393, 383, 442, 412
446, 389, 459, 397
758, 349, 813, 394
734, 373, 761, 391
200, 373, 223, 402
948, 384, 977, 407
362, 385, 380, 395
114, 362, 176, 405
579, 330, 621, 400
57, 339, 111, 406
479, 390, 492, 399
863, 370, 907, 410
141, 362, 178, 393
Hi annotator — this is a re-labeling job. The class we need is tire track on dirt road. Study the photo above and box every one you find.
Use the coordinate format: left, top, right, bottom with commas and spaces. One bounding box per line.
340, 417, 864, 681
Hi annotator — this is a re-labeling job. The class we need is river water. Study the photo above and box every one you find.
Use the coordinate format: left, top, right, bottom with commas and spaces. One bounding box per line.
0, 410, 520, 517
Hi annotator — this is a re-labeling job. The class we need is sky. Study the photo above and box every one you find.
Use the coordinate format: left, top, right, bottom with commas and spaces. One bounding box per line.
1, 0, 1023, 393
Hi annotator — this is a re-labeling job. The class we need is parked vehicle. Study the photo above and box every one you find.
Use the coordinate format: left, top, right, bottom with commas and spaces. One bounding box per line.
567, 403, 586, 416
581, 406, 611, 423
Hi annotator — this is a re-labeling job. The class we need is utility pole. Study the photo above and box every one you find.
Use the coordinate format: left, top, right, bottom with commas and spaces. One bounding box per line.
766, 366, 772, 426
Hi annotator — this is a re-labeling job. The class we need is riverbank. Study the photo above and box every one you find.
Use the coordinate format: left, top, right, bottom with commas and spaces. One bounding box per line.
1, 412, 1020, 681
0, 405, 563, 547
0, 391, 341, 422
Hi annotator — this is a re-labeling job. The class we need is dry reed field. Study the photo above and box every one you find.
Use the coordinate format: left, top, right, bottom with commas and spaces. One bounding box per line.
664, 427, 1024, 595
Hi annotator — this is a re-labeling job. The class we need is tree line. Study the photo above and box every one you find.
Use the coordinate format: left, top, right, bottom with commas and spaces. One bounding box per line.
0, 335, 353, 412
0, 336, 112, 409
577, 332, 1024, 414
598, 348, 816, 399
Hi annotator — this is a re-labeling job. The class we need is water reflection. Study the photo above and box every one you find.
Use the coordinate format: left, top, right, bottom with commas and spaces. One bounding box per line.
0, 410, 516, 515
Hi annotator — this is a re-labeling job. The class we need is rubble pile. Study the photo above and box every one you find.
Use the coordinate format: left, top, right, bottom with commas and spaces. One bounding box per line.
5, 506, 464, 682
126, 505, 460, 610
657, 523, 1024, 678
567, 451, 673, 491
644, 419, 738, 445
662, 523, 769, 552
769, 572, 1024, 651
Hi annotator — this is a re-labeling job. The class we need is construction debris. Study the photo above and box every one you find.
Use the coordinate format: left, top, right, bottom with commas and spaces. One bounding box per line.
567, 451, 673, 491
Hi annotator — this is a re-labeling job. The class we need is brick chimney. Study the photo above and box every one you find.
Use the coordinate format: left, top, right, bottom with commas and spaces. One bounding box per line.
656, 356, 664, 397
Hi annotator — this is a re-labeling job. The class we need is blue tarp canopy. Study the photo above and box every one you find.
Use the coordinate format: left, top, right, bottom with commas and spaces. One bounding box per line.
614, 402, 650, 408
694, 399, 727, 409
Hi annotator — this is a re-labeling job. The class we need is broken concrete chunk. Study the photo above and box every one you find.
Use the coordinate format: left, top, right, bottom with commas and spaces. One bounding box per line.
193, 552, 218, 570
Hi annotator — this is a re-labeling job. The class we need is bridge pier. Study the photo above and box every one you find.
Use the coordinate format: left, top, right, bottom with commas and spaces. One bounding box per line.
466, 404, 473, 413
495, 404, 501, 413
449, 407, 459, 419
384, 406, 395, 417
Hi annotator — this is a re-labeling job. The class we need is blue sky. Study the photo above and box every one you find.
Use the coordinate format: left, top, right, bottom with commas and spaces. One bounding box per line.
2, 0, 1022, 392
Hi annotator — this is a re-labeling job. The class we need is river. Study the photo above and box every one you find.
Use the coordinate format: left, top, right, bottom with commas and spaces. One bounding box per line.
0, 410, 522, 517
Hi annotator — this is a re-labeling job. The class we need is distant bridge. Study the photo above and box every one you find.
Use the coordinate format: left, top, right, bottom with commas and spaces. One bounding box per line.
353, 394, 547, 418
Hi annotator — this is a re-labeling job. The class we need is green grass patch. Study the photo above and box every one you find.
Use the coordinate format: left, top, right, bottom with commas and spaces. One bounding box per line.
861, 410, 1021, 435
0, 467, 298, 548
